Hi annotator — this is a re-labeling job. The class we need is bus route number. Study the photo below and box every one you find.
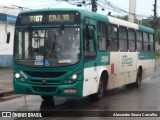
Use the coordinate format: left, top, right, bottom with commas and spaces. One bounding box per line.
29, 15, 43, 22
49, 14, 70, 22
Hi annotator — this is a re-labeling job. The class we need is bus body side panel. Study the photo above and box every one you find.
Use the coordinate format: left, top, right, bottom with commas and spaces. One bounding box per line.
107, 52, 137, 89
119, 52, 137, 85
137, 52, 155, 80
138, 25, 155, 80
82, 52, 110, 97
107, 52, 119, 89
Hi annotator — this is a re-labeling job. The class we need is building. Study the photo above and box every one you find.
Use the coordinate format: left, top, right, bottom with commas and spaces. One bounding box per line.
0, 6, 21, 67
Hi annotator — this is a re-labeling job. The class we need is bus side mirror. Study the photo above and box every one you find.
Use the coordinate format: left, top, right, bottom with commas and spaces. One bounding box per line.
6, 32, 11, 44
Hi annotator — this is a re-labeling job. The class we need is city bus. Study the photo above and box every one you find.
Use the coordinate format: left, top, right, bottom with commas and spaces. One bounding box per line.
8, 8, 155, 101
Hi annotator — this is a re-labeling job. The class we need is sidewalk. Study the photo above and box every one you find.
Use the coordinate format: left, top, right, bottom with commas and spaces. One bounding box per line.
0, 68, 15, 101
0, 68, 23, 101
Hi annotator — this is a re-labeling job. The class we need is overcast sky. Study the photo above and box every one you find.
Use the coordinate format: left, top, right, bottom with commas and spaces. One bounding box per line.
0, 0, 159, 18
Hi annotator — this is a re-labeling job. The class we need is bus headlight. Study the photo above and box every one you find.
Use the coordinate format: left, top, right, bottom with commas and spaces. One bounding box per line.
65, 72, 81, 84
15, 72, 27, 83
72, 74, 77, 80
15, 73, 20, 78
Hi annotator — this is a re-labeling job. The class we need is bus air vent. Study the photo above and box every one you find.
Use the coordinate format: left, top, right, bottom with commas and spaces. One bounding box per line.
24, 71, 66, 78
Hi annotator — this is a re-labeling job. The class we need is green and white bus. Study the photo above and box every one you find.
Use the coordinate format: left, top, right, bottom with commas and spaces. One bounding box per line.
10, 8, 155, 101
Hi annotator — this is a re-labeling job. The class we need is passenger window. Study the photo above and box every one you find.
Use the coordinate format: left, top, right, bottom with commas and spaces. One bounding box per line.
136, 31, 143, 51
99, 37, 107, 50
143, 32, 149, 51
128, 29, 136, 52
108, 24, 118, 51
97, 22, 107, 51
149, 34, 154, 51
119, 26, 128, 51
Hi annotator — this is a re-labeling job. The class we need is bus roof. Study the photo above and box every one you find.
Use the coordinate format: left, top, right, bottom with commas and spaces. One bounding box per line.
138, 25, 155, 33
108, 16, 138, 29
20, 8, 154, 33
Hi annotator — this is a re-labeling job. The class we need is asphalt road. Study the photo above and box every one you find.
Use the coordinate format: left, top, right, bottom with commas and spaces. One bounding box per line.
0, 64, 160, 120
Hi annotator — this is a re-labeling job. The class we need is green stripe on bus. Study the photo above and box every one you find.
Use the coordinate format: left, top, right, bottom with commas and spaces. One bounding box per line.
138, 25, 154, 33
138, 52, 155, 60
84, 52, 110, 68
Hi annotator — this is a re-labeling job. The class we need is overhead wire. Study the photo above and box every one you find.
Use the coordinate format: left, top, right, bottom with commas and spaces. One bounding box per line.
26, 2, 59, 9
42, 1, 63, 8
99, 0, 151, 18
1, 0, 158, 18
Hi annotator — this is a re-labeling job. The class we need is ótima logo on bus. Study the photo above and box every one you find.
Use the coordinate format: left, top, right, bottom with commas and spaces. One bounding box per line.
122, 55, 133, 66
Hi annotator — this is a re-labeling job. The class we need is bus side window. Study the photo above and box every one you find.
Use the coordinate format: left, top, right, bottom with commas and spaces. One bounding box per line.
136, 31, 143, 52
119, 26, 128, 51
128, 28, 136, 52
97, 22, 107, 51
143, 32, 149, 51
108, 24, 118, 51
149, 34, 154, 51
84, 25, 96, 61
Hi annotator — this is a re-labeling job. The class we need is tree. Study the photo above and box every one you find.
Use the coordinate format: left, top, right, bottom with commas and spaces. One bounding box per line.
157, 29, 160, 44
116, 15, 128, 21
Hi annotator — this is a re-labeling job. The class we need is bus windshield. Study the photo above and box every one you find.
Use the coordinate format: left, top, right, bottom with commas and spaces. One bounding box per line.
14, 27, 80, 67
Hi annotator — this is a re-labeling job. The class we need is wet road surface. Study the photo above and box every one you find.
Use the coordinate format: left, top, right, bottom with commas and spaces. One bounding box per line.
0, 65, 160, 120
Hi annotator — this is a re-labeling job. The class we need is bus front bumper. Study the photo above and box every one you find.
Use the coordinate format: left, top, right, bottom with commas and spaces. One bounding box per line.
13, 79, 83, 97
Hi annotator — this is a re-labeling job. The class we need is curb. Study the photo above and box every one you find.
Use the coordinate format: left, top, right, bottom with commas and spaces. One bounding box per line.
0, 91, 14, 97
0, 94, 23, 102
0, 91, 23, 102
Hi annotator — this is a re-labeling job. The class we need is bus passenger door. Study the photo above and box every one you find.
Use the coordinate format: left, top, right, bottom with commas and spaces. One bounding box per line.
83, 25, 98, 96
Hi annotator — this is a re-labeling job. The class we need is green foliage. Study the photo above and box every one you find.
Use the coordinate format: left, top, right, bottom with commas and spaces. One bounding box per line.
156, 52, 160, 59
157, 29, 160, 44
116, 15, 128, 21
141, 18, 153, 28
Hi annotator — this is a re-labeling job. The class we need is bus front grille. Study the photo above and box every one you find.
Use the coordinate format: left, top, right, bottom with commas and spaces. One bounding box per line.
24, 71, 66, 78
29, 80, 60, 85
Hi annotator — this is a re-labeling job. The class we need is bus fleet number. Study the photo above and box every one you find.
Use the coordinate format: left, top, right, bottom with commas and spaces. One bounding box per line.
30, 15, 43, 22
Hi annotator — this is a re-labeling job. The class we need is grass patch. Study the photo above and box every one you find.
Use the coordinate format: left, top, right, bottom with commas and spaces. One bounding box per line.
156, 52, 160, 60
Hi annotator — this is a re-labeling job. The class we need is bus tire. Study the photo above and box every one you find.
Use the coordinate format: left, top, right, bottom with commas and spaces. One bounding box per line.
126, 83, 134, 88
90, 79, 105, 101
134, 69, 142, 88
41, 96, 53, 101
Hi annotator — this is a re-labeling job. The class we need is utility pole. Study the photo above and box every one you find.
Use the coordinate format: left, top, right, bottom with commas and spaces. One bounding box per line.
91, 0, 97, 12
128, 0, 135, 23
153, 0, 159, 45
153, 0, 158, 29
153, 0, 157, 19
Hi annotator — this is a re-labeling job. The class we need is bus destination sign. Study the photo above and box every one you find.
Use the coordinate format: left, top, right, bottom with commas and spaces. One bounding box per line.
19, 12, 80, 25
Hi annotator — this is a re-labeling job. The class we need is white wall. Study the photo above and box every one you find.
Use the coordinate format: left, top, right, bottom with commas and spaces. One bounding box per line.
0, 21, 15, 67
0, 22, 14, 55
0, 6, 21, 67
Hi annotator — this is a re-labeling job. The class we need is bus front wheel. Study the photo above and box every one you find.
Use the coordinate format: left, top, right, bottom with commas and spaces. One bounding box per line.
41, 96, 54, 101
